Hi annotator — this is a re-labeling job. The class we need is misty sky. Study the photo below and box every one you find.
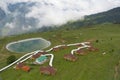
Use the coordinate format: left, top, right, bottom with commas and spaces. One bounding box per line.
0, 0, 120, 36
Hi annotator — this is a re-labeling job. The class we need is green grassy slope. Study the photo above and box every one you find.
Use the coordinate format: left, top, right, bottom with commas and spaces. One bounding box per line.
0, 23, 120, 80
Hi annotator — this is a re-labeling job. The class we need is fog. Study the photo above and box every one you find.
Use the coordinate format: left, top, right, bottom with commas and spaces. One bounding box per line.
0, 0, 120, 36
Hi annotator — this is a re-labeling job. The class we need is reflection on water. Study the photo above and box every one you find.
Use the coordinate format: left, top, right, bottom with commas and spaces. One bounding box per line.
6, 38, 51, 53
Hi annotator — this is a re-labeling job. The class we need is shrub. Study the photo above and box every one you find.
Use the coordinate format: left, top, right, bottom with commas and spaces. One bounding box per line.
6, 55, 16, 64
111, 49, 114, 52
96, 40, 99, 43
110, 38, 112, 40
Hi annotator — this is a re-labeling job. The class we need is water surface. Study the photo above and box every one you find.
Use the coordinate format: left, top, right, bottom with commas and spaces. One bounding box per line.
6, 38, 51, 53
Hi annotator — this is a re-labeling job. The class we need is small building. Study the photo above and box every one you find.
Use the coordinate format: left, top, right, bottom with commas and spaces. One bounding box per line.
76, 44, 83, 47
52, 47, 60, 51
15, 62, 25, 69
38, 51, 48, 55
85, 42, 91, 45
40, 66, 57, 75
64, 54, 77, 61
31, 53, 41, 59
21, 66, 30, 72
52, 45, 67, 51
76, 49, 86, 55
88, 47, 98, 52
35, 55, 47, 64
15, 62, 31, 72
32, 51, 48, 59
60, 45, 67, 49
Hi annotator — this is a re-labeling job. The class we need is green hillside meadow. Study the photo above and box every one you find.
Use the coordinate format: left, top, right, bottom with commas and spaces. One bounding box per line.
0, 23, 120, 80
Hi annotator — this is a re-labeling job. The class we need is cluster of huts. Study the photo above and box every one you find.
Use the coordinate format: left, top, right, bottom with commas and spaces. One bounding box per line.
15, 62, 57, 75
15, 62, 30, 72
14, 42, 98, 75
64, 46, 98, 62
14, 51, 57, 75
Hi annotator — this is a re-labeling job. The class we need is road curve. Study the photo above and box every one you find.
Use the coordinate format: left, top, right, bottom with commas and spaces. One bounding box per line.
0, 50, 41, 72
0, 42, 90, 72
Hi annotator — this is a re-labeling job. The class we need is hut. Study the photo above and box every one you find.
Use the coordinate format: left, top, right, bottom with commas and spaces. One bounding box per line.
52, 47, 60, 51
40, 66, 57, 75
38, 51, 48, 55
64, 54, 77, 61
52, 45, 67, 51
87, 47, 98, 52
15, 62, 31, 72
76, 49, 86, 55
31, 53, 41, 59
85, 42, 91, 45
21, 66, 30, 72
35, 55, 47, 64
76, 44, 83, 47
31, 51, 48, 59
15, 62, 25, 69
60, 45, 67, 49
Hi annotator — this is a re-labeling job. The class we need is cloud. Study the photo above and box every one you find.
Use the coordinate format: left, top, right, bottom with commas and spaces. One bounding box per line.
0, 0, 120, 36
25, 0, 120, 27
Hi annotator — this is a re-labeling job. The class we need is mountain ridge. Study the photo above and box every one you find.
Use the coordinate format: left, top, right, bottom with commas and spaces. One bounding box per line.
62, 7, 120, 29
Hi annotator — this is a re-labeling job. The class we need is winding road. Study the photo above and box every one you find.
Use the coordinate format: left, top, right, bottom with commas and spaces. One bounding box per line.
0, 42, 90, 72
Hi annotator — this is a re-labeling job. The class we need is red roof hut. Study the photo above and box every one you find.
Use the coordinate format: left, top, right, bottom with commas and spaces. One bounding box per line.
87, 47, 99, 52
15, 62, 25, 69
40, 66, 57, 75
76, 44, 83, 47
64, 54, 77, 61
76, 49, 86, 55
21, 66, 30, 72
52, 47, 60, 51
15, 62, 31, 72
60, 45, 67, 49
32, 51, 48, 59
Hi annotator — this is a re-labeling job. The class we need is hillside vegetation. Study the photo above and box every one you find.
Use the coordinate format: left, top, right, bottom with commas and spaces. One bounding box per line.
61, 7, 120, 29
0, 23, 120, 80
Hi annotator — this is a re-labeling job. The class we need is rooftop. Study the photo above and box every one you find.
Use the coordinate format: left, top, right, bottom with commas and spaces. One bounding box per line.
40, 66, 57, 75
64, 54, 77, 61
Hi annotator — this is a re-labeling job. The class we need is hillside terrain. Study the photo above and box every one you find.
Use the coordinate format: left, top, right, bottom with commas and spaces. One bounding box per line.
0, 23, 120, 80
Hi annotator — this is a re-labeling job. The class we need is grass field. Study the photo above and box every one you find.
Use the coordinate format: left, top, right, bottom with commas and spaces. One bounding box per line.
0, 23, 120, 80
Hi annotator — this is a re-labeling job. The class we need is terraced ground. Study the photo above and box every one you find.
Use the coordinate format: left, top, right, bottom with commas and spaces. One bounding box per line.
0, 23, 120, 80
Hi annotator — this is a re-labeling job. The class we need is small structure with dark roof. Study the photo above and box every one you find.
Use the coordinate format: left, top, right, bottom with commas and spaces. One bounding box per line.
87, 47, 99, 52
40, 66, 57, 75
76, 49, 87, 55
60, 45, 67, 49
52, 45, 67, 52
15, 62, 31, 72
64, 54, 77, 61
31, 51, 48, 59
52, 47, 60, 51
15, 62, 25, 69
38, 51, 48, 55
76, 44, 83, 47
